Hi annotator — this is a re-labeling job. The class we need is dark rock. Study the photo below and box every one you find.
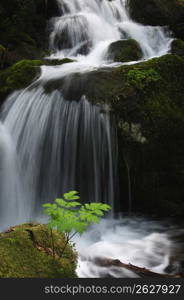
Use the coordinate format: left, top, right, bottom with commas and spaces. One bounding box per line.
170, 23, 184, 41
108, 39, 142, 63
127, 0, 184, 26
0, 0, 60, 67
171, 39, 184, 56
44, 54, 184, 217
43, 58, 75, 66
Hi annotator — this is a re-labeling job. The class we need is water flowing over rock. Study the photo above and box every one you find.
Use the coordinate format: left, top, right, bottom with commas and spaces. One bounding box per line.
0, 0, 172, 229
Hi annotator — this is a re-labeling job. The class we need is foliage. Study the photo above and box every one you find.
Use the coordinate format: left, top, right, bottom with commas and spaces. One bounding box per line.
43, 191, 111, 257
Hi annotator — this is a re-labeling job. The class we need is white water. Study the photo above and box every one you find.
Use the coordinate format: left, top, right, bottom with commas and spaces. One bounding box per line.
75, 218, 182, 278
0, 0, 178, 277
0, 121, 29, 228
49, 0, 171, 60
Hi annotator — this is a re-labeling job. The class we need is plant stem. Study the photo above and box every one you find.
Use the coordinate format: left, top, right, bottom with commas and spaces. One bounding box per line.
60, 232, 77, 258
50, 228, 55, 259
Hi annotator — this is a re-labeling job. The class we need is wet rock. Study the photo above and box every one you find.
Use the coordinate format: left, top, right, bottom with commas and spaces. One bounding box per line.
171, 39, 184, 56
127, 0, 184, 27
108, 39, 143, 63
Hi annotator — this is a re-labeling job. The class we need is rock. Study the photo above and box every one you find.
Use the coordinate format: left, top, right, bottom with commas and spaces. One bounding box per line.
0, 223, 77, 278
44, 54, 184, 217
0, 60, 42, 101
170, 23, 184, 41
171, 39, 184, 56
108, 39, 142, 63
0, 58, 75, 102
43, 58, 75, 66
0, 45, 6, 69
0, 0, 60, 67
127, 0, 184, 26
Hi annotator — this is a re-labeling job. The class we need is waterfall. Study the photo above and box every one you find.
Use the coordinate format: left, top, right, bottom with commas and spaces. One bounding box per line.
0, 121, 29, 229
49, 0, 171, 60
0, 0, 172, 230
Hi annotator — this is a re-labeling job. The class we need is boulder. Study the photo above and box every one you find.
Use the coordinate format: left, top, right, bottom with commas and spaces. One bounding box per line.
0, 58, 74, 102
108, 39, 142, 63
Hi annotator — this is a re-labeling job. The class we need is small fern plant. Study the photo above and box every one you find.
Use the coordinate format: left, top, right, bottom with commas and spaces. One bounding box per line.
43, 191, 111, 258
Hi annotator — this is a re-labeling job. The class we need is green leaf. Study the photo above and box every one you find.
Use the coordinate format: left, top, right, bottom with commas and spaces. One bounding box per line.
43, 190, 112, 257
64, 191, 79, 200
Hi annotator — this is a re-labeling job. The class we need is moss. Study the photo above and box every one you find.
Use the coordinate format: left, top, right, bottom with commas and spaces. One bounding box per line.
0, 223, 77, 278
171, 39, 184, 56
126, 68, 161, 89
0, 58, 75, 101
108, 39, 142, 63
0, 60, 42, 99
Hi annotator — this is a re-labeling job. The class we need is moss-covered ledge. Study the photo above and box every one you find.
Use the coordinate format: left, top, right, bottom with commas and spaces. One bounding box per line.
0, 58, 74, 102
0, 223, 77, 278
45, 54, 184, 216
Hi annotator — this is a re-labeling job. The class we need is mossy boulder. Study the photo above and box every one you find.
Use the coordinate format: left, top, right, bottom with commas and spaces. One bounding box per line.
0, 60, 42, 101
108, 39, 143, 63
171, 39, 184, 56
0, 58, 74, 102
0, 223, 77, 278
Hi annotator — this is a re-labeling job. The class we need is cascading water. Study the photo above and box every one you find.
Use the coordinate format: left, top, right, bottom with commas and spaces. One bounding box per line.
0, 121, 29, 228
49, 0, 171, 60
1, 87, 117, 222
0, 0, 178, 277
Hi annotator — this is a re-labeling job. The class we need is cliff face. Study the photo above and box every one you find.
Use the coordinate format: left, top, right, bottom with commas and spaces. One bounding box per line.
41, 54, 184, 216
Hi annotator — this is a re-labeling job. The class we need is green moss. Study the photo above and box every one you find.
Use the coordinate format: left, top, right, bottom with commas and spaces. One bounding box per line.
0, 58, 77, 101
0, 223, 77, 278
126, 68, 161, 89
108, 39, 142, 63
0, 60, 42, 98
